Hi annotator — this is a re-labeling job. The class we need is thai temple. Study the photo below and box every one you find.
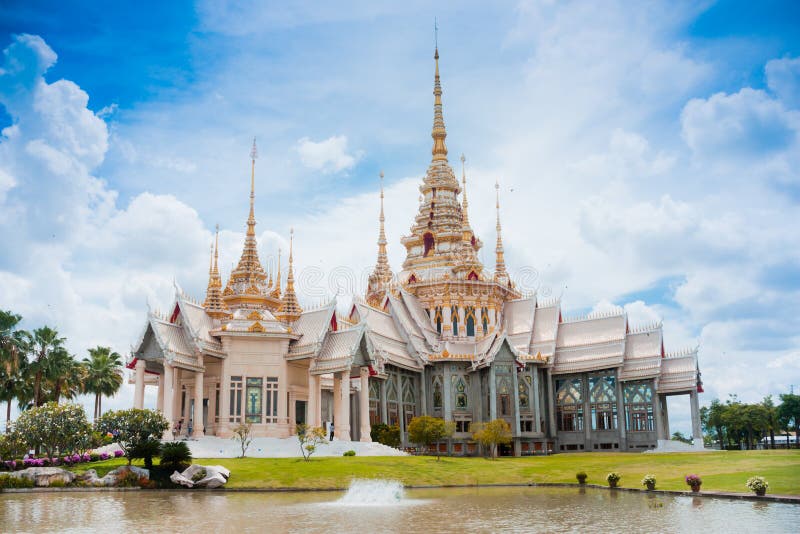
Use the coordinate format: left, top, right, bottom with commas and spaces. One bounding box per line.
129, 47, 703, 454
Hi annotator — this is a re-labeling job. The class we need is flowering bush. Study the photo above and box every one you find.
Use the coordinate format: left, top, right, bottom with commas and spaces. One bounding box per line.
606, 472, 621, 487
685, 474, 702, 490
746, 476, 769, 495
100, 452, 110, 460
3, 460, 17, 471
641, 474, 656, 490
114, 450, 124, 458
13, 402, 91, 460
95, 409, 169, 465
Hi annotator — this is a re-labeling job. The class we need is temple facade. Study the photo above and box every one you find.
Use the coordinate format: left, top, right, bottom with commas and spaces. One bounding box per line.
129, 48, 703, 454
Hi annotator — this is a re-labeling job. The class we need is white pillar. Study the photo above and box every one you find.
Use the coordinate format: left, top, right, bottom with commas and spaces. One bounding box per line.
133, 359, 146, 409
218, 358, 231, 437
333, 373, 341, 438
162, 363, 174, 440
359, 367, 372, 442
156, 374, 164, 412
192, 363, 204, 438
690, 389, 703, 447
335, 371, 351, 440
308, 372, 320, 428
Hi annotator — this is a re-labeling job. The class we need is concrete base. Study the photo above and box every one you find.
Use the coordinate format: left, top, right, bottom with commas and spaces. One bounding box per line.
645, 439, 712, 453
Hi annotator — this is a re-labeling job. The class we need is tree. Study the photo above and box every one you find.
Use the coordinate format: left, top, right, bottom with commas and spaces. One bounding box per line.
95, 408, 169, 465
29, 327, 66, 407
296, 424, 328, 461
13, 402, 91, 459
407, 416, 455, 460
231, 422, 253, 458
82, 346, 124, 419
46, 348, 85, 404
0, 310, 29, 431
762, 396, 779, 449
471, 419, 512, 459
778, 394, 800, 449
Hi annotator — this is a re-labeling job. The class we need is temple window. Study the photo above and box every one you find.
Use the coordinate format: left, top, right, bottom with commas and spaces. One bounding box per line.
229, 376, 243, 423
265, 377, 279, 423
432, 376, 443, 412
452, 375, 469, 410
387, 376, 399, 426
467, 271, 478, 281
423, 233, 435, 256
434, 306, 443, 334
589, 375, 617, 431
556, 378, 584, 432
246, 377, 263, 424
519, 375, 530, 410
481, 307, 489, 335
402, 376, 416, 428
624, 382, 654, 432
451, 305, 459, 335
369, 380, 381, 425
497, 378, 511, 416
465, 306, 476, 337
455, 418, 471, 433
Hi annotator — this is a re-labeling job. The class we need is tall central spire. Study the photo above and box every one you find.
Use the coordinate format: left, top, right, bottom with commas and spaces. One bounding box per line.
248, 137, 258, 235
367, 171, 393, 307
431, 46, 448, 161
204, 224, 229, 318
494, 180, 508, 284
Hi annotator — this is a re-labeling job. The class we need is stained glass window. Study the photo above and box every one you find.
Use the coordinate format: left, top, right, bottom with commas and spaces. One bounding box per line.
556, 378, 584, 431
452, 375, 469, 410
624, 382, 654, 432
246, 377, 262, 424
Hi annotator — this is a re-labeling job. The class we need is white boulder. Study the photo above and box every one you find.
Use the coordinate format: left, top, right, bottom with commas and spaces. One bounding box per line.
170, 464, 230, 489
11, 467, 75, 487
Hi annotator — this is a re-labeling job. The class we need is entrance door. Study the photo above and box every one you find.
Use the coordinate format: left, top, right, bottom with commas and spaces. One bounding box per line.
295, 400, 307, 426
203, 399, 209, 433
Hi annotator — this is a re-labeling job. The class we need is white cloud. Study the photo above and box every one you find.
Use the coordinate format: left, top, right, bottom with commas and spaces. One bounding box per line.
295, 135, 360, 173
766, 56, 800, 109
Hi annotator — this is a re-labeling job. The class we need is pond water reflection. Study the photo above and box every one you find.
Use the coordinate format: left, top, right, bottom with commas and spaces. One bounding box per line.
1, 486, 797, 533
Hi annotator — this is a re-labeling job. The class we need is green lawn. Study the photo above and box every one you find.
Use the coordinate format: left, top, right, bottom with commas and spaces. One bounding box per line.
71, 450, 800, 494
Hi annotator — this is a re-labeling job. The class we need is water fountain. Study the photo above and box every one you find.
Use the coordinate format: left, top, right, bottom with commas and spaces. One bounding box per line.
332, 479, 406, 506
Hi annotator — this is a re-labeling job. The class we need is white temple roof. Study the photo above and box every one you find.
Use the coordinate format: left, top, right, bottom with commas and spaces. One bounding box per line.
288, 303, 335, 358
658, 351, 699, 393
310, 328, 364, 374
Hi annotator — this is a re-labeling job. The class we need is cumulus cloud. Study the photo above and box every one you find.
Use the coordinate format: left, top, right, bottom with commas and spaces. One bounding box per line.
766, 56, 800, 109
295, 135, 360, 173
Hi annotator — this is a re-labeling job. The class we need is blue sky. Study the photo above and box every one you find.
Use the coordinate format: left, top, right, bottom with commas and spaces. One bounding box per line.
1, 1, 799, 429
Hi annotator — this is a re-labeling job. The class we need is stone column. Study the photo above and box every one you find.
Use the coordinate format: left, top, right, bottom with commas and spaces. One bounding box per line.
489, 366, 497, 421
615, 373, 626, 448
308, 372, 320, 428
380, 379, 388, 424
662, 394, 671, 438
332, 373, 341, 438
532, 368, 542, 433
156, 373, 164, 412
335, 371, 351, 440
182, 385, 192, 435
208, 383, 217, 434
690, 389, 702, 447
654, 392, 665, 441
133, 359, 146, 409
547, 368, 556, 437
192, 362, 204, 437
443, 369, 452, 422
162, 363, 174, 439
359, 368, 372, 442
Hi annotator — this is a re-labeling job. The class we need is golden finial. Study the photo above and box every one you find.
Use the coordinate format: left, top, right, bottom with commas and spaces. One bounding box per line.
460, 154, 469, 225
367, 170, 392, 308
204, 223, 229, 318
248, 137, 258, 229
280, 227, 302, 322
213, 224, 220, 272
431, 35, 448, 162
271, 247, 282, 297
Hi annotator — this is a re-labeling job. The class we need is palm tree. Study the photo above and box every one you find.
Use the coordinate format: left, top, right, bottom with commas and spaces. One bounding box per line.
46, 347, 86, 403
0, 310, 29, 431
83, 346, 124, 419
29, 326, 66, 407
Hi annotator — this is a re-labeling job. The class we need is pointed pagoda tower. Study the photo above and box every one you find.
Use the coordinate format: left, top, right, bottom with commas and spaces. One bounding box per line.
397, 45, 519, 339
222, 139, 284, 313
278, 228, 303, 322
494, 180, 510, 287
366, 171, 394, 307
204, 224, 230, 319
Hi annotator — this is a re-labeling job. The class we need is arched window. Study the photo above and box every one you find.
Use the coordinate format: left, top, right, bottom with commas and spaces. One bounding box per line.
432, 376, 443, 411
497, 377, 511, 416
481, 306, 489, 335
423, 233, 435, 256
467, 271, 478, 281
590, 375, 617, 431
624, 382, 654, 432
434, 306, 443, 334
556, 378, 584, 431
465, 306, 476, 337
451, 305, 459, 336
386, 376, 399, 426
408, 273, 417, 284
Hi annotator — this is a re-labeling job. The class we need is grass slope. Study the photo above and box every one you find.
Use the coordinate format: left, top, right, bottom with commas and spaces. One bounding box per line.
70, 450, 800, 495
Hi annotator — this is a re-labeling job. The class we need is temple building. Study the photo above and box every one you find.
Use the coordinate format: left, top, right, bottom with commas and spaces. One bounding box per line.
129, 47, 703, 454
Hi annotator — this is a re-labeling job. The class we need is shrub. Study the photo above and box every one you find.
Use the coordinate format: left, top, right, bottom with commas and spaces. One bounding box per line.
746, 476, 769, 495
191, 468, 207, 483
89, 453, 101, 462
160, 442, 192, 470
48, 480, 67, 488
116, 470, 142, 488
576, 472, 588, 484
641, 474, 656, 490
0, 431, 28, 463
297, 424, 328, 461
113, 450, 124, 458
343, 450, 356, 457
129, 439, 161, 469
471, 419, 512, 459
371, 424, 401, 448
95, 409, 169, 465
13, 403, 91, 459
407, 416, 455, 460
606, 472, 621, 488
0, 474, 34, 489
231, 423, 254, 458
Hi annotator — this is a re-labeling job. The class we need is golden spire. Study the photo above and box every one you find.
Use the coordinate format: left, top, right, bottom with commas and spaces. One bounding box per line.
280, 228, 302, 322
271, 248, 282, 298
223, 139, 271, 311
460, 154, 469, 225
431, 45, 448, 161
494, 180, 508, 283
204, 224, 229, 319
367, 171, 393, 307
